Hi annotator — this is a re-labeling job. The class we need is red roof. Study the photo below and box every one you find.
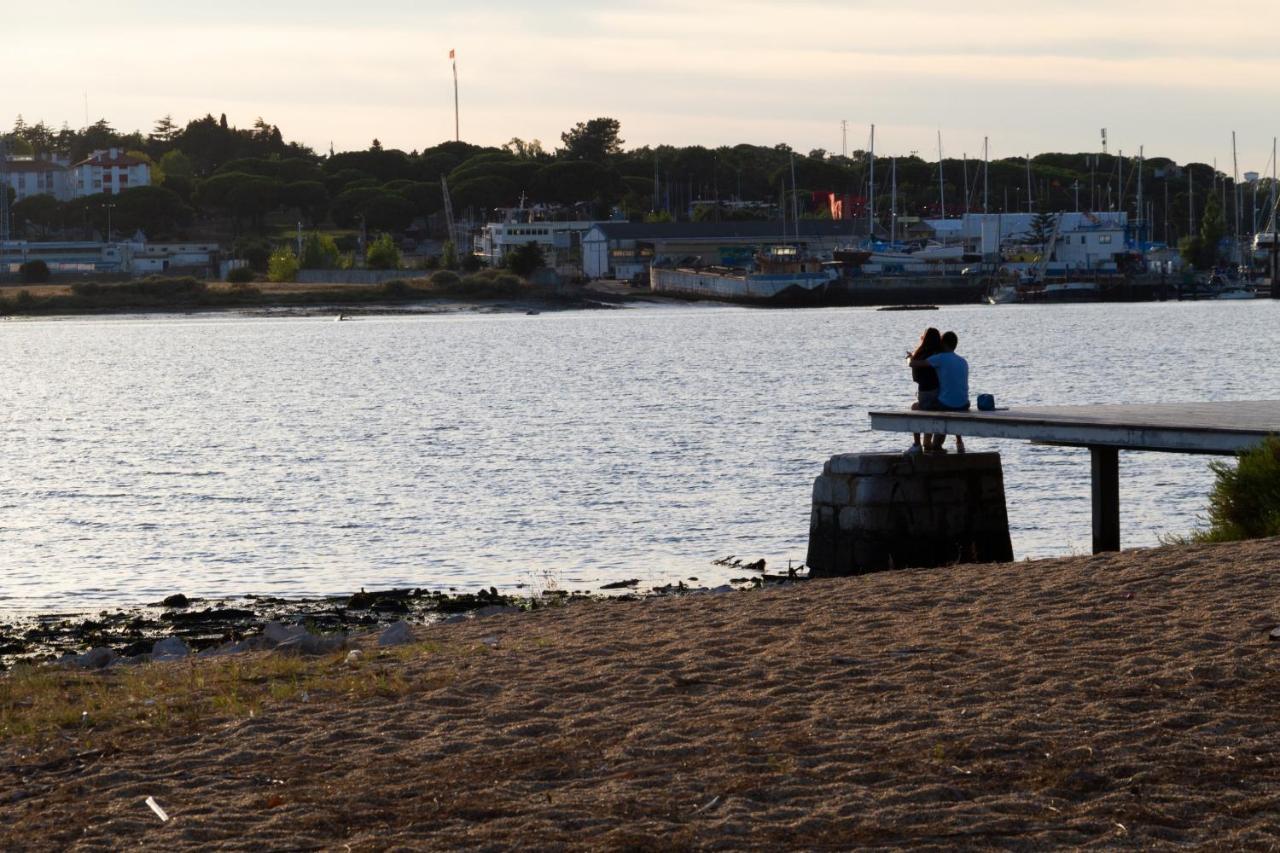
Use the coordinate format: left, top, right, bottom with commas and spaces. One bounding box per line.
2, 159, 68, 173
72, 151, 147, 168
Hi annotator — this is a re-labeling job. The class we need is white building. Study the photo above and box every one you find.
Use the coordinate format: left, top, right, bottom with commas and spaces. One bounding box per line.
925, 212, 1130, 271
2, 157, 75, 202
476, 219, 601, 269
72, 148, 151, 197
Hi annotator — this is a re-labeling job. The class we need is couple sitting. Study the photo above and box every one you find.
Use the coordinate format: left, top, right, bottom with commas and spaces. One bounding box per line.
907, 327, 969, 455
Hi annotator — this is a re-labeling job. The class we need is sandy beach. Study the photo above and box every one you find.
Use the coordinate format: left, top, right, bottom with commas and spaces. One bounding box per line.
5, 537, 1280, 850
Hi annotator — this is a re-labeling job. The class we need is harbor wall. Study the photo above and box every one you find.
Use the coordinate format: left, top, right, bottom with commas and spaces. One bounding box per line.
650, 267, 831, 301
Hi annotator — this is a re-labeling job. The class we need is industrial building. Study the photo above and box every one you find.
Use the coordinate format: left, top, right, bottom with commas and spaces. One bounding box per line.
582, 220, 859, 279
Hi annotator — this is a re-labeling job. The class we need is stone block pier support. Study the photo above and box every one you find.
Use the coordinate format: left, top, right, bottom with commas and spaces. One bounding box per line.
806, 452, 1014, 577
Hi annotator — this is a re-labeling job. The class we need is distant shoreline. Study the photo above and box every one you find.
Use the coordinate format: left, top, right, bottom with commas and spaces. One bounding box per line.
0, 276, 648, 319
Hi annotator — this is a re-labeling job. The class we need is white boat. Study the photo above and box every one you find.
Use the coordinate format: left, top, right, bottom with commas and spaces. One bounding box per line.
985, 284, 1018, 304
985, 279, 1101, 304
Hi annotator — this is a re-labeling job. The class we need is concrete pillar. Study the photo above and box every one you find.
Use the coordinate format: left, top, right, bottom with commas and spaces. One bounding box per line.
807, 452, 1013, 577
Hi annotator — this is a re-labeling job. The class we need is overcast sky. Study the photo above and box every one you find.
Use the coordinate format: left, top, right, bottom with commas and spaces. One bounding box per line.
7, 0, 1280, 172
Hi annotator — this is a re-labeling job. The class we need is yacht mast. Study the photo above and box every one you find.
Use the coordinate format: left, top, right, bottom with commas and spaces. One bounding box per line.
937, 130, 945, 218
868, 124, 875, 239
789, 152, 799, 242
983, 136, 989, 215
891, 157, 897, 244
1231, 132, 1241, 264
1264, 136, 1274, 285
1137, 146, 1144, 244
1025, 154, 1033, 213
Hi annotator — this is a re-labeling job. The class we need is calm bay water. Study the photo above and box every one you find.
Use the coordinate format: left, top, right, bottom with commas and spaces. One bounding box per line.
1, 300, 1275, 614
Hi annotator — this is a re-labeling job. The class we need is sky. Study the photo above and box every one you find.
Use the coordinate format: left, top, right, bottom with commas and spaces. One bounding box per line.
7, 0, 1280, 172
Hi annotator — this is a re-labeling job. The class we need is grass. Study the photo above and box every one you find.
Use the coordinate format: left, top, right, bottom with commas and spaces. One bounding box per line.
0, 640, 448, 753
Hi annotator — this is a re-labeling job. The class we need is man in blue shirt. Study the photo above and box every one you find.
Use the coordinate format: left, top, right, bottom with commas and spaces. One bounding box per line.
910, 330, 969, 453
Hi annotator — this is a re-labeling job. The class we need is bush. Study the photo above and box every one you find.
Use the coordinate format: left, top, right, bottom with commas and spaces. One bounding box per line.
441, 241, 458, 270
1192, 437, 1280, 542
19, 260, 50, 283
381, 279, 412, 298
267, 249, 300, 283
233, 236, 272, 272
300, 232, 341, 269
226, 266, 255, 284
366, 233, 401, 270
430, 270, 461, 288
461, 252, 483, 273
505, 242, 544, 277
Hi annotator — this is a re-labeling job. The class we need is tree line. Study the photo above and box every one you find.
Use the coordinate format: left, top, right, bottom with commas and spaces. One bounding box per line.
1, 113, 1271, 254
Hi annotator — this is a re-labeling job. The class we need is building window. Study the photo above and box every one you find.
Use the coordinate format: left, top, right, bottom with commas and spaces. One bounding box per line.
1099, 235, 1112, 244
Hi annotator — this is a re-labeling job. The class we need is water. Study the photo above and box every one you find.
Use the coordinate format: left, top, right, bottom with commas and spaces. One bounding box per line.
1, 301, 1275, 614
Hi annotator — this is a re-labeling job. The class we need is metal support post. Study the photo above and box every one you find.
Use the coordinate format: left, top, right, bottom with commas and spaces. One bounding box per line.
1090, 446, 1120, 553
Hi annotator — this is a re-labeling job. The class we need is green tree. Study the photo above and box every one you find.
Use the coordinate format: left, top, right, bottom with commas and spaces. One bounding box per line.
112, 186, 193, 238
362, 193, 415, 232
1028, 212, 1057, 247
441, 240, 459, 270
505, 242, 545, 276
1199, 194, 1225, 267
281, 180, 330, 226
12, 194, 60, 238
300, 232, 341, 269
267, 247, 300, 282
365, 233, 401, 270
150, 114, 179, 145
559, 117, 624, 162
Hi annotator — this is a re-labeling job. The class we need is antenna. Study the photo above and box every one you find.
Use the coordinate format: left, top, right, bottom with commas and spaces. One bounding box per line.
1101, 127, 1107, 155
841, 119, 847, 159
449, 49, 460, 142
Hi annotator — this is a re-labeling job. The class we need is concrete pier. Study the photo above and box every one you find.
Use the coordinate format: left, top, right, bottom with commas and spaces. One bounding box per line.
807, 452, 1013, 577
868, 400, 1280, 553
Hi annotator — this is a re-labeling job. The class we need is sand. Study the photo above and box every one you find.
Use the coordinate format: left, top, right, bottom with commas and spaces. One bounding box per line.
6, 538, 1280, 850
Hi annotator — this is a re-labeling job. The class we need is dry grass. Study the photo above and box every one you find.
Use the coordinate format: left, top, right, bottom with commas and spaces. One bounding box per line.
0, 640, 443, 750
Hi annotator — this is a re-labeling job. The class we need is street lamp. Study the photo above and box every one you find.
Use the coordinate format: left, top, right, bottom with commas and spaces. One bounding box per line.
104, 201, 117, 244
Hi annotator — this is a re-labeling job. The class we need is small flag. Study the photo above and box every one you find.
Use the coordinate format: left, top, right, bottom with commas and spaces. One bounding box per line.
449, 49, 455, 60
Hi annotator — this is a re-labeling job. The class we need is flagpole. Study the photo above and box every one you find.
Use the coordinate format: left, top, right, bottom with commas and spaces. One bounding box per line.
451, 50, 459, 142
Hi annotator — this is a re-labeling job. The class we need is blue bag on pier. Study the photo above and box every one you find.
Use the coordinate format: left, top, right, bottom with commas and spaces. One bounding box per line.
977, 394, 995, 411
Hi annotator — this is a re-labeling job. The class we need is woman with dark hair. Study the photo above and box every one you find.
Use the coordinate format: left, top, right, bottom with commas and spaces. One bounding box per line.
905, 327, 943, 455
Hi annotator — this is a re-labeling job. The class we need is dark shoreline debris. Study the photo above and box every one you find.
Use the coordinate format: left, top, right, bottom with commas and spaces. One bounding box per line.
1, 571, 809, 668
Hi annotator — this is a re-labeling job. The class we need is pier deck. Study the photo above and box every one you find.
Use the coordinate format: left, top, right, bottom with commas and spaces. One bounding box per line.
868, 401, 1280, 553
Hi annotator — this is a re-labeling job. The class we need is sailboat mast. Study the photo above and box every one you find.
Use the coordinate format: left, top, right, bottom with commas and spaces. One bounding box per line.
937, 130, 945, 218
1025, 154, 1033, 213
789, 152, 799, 242
1232, 131, 1241, 264
1189, 168, 1194, 236
891, 157, 897, 244
1137, 146, 1144, 244
983, 136, 989, 215
868, 124, 875, 239
962, 153, 969, 213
